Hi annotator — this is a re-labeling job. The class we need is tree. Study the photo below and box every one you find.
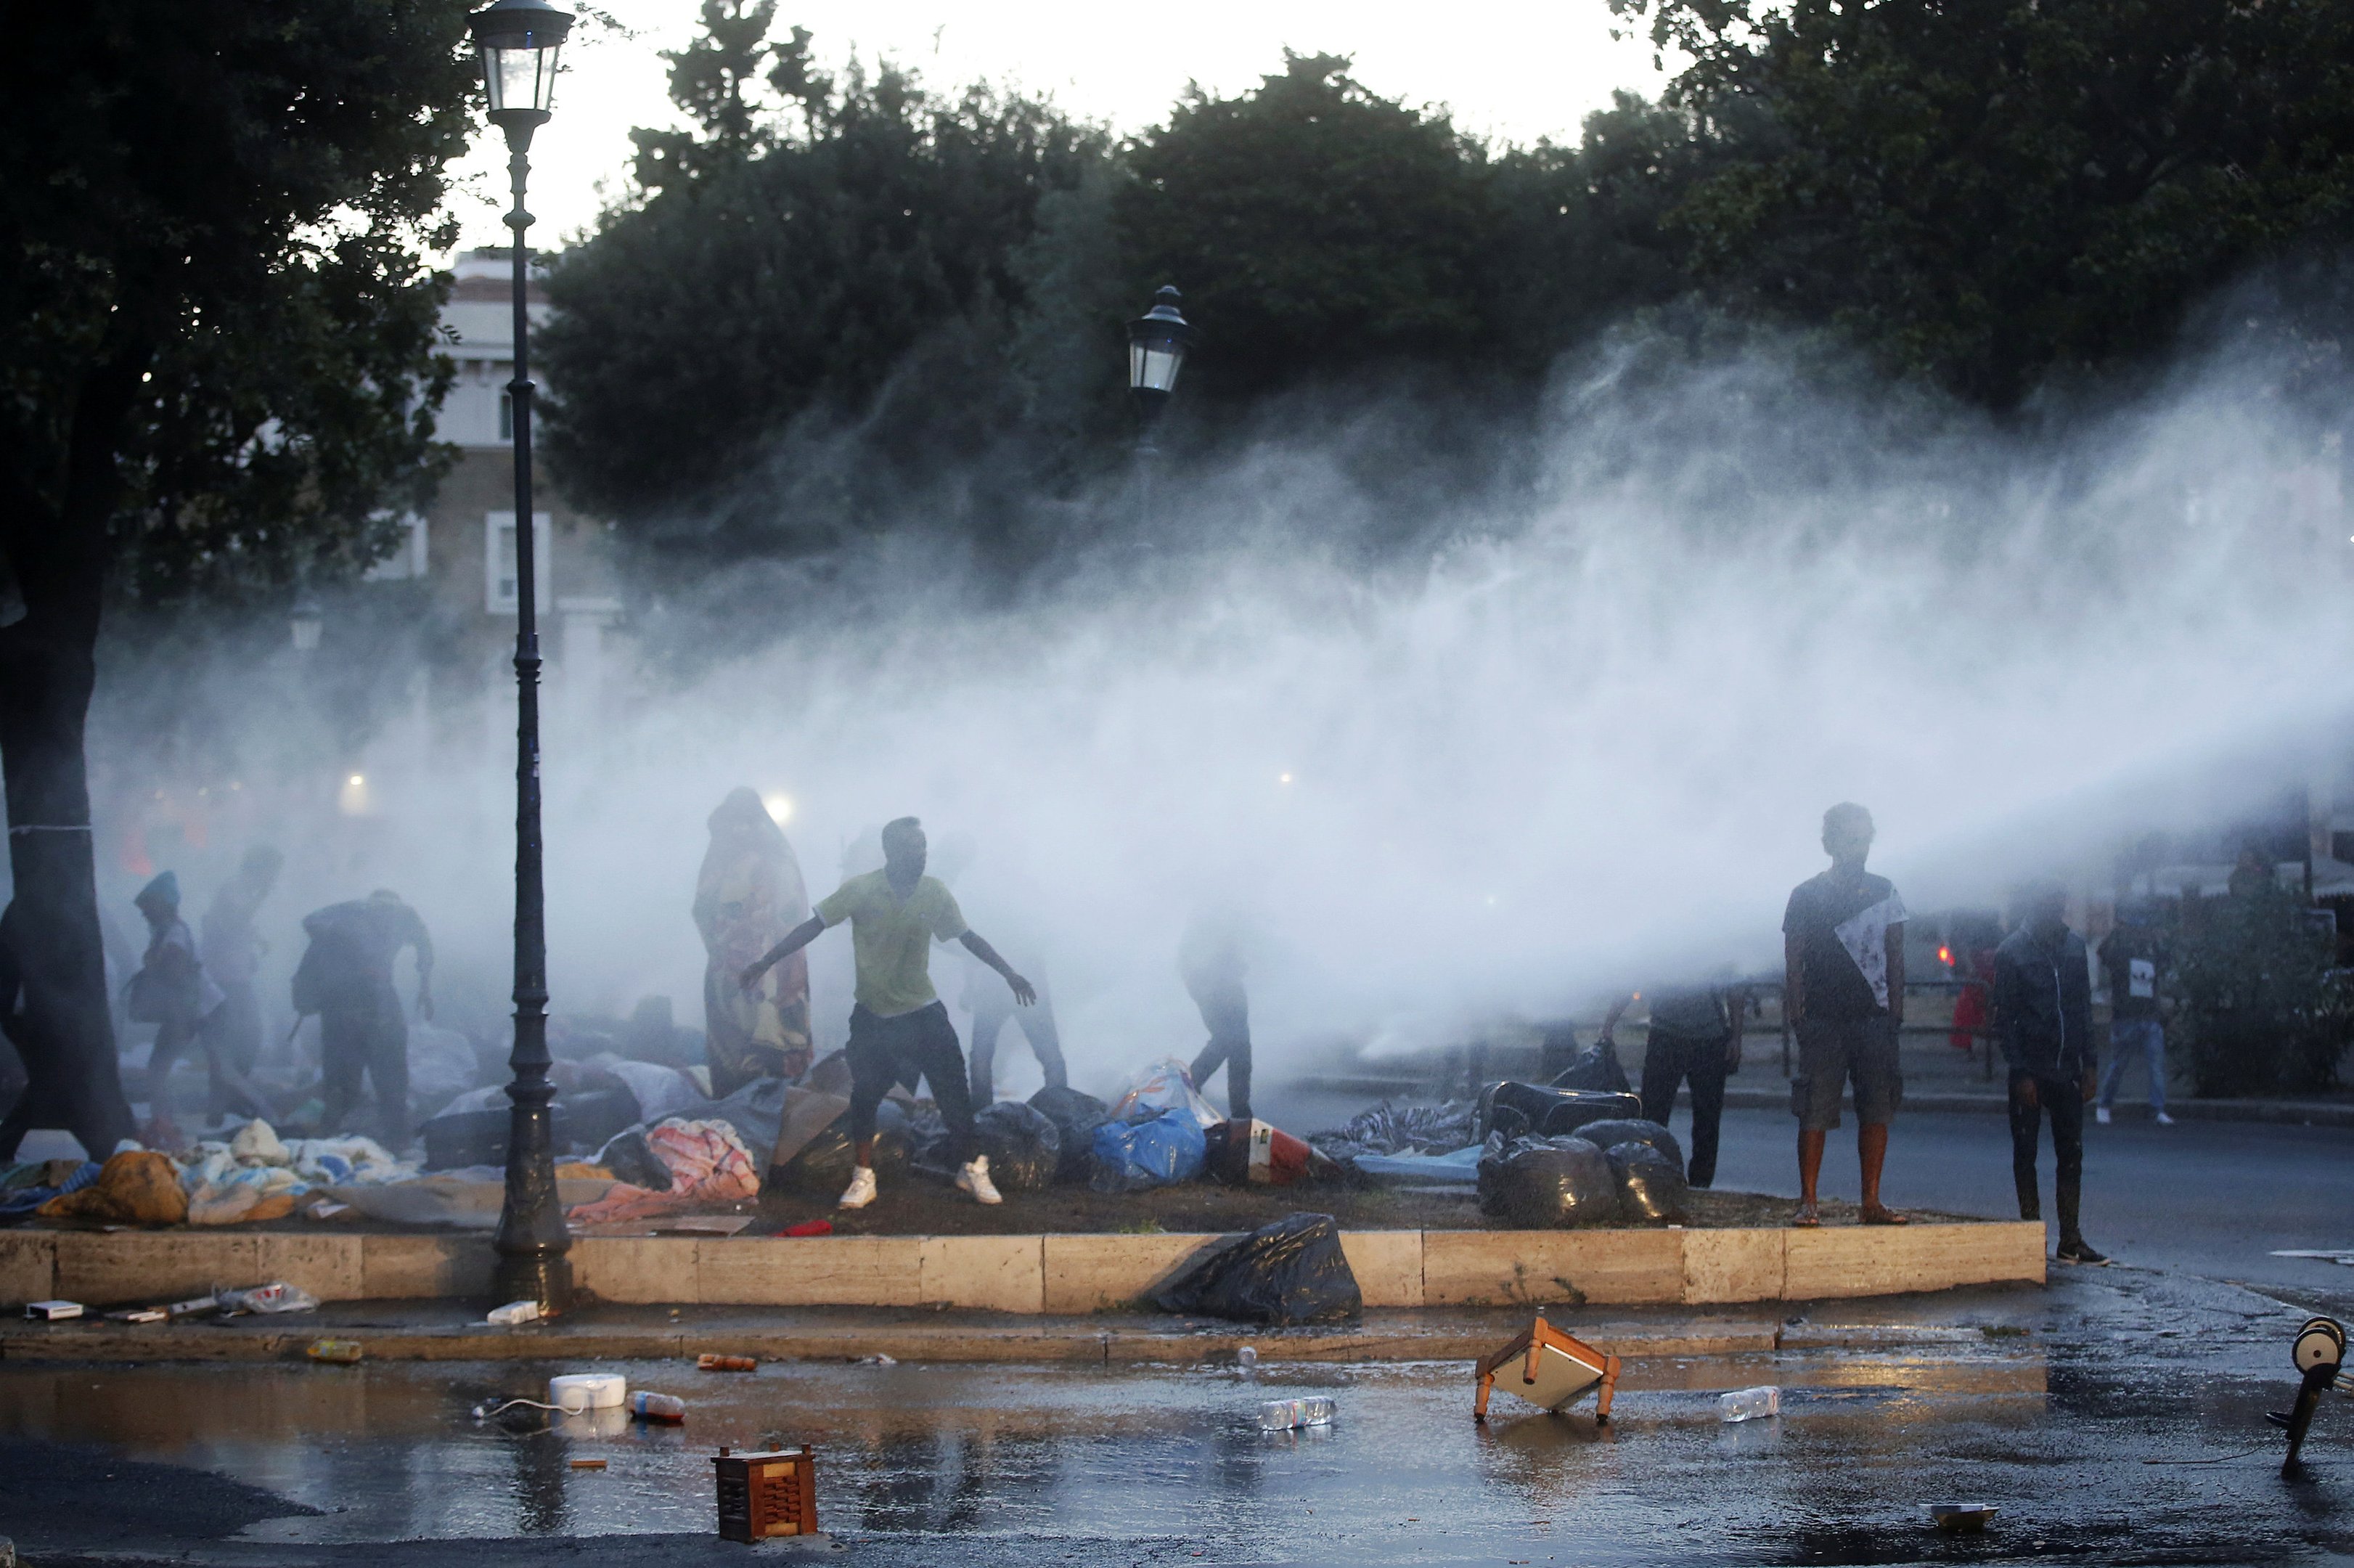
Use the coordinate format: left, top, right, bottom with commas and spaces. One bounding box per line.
0, 0, 473, 1154
1610, 0, 2354, 407
539, 21, 1105, 565
1113, 53, 1499, 404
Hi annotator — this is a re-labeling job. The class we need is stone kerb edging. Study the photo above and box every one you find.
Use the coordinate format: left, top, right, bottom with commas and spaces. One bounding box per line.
0, 1221, 2044, 1313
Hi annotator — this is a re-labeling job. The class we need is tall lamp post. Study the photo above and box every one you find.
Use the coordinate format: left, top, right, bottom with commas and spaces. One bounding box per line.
469, 0, 573, 1312
1127, 285, 1195, 457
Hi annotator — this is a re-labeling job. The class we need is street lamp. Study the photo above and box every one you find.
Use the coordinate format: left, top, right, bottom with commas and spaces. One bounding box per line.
1127, 285, 1194, 456
288, 596, 322, 654
469, 0, 573, 1314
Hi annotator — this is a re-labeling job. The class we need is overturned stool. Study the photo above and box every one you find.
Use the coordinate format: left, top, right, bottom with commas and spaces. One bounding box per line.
1474, 1313, 1621, 1425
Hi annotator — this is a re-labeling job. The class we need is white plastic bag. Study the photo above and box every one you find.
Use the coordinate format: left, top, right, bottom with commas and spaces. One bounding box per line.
1108, 1058, 1224, 1130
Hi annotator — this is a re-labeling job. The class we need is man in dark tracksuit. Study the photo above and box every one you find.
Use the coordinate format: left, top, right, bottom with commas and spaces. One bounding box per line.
1993, 883, 2106, 1265
1180, 909, 1251, 1122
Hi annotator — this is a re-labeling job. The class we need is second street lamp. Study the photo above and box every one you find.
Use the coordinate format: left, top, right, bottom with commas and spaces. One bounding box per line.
468, 0, 573, 1312
1127, 285, 1195, 456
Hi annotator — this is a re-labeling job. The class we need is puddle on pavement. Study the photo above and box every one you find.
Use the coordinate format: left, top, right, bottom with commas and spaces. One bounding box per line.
0, 1344, 2342, 1563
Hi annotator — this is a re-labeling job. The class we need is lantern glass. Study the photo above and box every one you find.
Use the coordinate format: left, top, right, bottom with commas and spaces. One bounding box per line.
481, 37, 560, 115
1129, 334, 1186, 395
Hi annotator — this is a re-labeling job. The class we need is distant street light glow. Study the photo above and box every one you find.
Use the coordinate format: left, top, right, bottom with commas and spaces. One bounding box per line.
764, 792, 793, 824
1278, 772, 1293, 785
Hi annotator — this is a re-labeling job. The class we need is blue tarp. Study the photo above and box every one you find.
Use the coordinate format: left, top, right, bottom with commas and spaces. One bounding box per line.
1349, 1143, 1483, 1184
1090, 1108, 1206, 1193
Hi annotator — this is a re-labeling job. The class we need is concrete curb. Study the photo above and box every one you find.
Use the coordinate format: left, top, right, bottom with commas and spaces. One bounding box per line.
0, 1221, 2046, 1315
1715, 1087, 2354, 1126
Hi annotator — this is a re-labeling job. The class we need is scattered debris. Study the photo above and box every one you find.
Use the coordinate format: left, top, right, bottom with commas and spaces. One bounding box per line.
486, 1299, 542, 1327
1473, 1315, 1621, 1424
166, 1294, 219, 1320
1926, 1504, 1998, 1534
550, 1373, 627, 1412
216, 1282, 319, 1315
714, 1445, 819, 1540
1258, 1396, 1336, 1431
855, 1354, 897, 1366
1719, 1386, 1780, 1423
1307, 1100, 1476, 1161
631, 1390, 687, 1422
1209, 1119, 1315, 1185
1606, 1142, 1691, 1225
105, 1308, 168, 1324
570, 1457, 608, 1471
23, 1300, 82, 1321
698, 1353, 757, 1371
308, 1339, 364, 1363
778, 1218, 833, 1237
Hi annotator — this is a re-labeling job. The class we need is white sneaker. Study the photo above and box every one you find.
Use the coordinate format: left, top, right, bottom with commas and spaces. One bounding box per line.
2095, 1106, 2112, 1124
838, 1166, 878, 1209
2154, 1112, 2175, 1126
956, 1156, 1002, 1206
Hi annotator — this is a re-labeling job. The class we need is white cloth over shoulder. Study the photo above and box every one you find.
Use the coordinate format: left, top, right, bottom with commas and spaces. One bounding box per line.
1832, 891, 1910, 1010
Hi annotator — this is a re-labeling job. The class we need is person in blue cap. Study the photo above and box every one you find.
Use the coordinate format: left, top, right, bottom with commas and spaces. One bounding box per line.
128, 871, 224, 1144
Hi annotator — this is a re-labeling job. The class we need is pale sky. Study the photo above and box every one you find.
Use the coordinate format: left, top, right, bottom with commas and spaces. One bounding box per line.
446, 0, 1671, 251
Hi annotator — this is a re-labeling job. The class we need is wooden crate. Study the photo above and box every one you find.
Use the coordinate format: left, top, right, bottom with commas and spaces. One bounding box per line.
712, 1445, 818, 1540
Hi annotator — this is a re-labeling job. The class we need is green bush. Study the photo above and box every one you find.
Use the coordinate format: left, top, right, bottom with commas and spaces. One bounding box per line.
2173, 883, 2353, 1097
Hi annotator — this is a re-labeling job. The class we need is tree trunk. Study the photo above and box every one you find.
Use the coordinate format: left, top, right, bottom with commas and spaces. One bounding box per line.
0, 351, 147, 1159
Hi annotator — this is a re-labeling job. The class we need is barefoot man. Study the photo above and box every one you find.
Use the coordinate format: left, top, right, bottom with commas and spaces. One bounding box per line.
742, 816, 1035, 1209
1783, 801, 1908, 1227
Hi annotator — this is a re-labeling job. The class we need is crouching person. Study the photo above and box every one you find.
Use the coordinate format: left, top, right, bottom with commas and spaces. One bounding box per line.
743, 817, 1035, 1209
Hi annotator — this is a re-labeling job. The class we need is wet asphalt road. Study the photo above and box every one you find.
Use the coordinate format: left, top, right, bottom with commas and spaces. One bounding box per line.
6, 1268, 2354, 1567
12, 1103, 2354, 1564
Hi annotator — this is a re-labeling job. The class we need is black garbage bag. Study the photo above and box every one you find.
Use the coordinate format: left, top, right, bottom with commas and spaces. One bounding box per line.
1477, 1135, 1617, 1228
1476, 1081, 1642, 1143
1029, 1086, 1111, 1185
774, 1102, 911, 1194
973, 1101, 1060, 1193
1148, 1212, 1362, 1325
1572, 1118, 1684, 1172
597, 1127, 671, 1192
1607, 1141, 1691, 1225
1550, 1039, 1634, 1095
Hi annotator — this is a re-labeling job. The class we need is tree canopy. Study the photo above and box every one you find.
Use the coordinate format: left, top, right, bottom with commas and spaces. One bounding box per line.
1611, 0, 2354, 407
0, 0, 477, 1155
538, 8, 1106, 559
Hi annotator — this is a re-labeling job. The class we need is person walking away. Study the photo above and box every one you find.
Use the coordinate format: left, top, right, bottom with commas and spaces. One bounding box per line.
1601, 977, 1745, 1188
2096, 901, 2171, 1126
927, 833, 1068, 1106
741, 817, 1034, 1209
128, 872, 226, 1145
695, 788, 814, 1096
1180, 907, 1252, 1122
1994, 881, 2106, 1264
1783, 802, 1909, 1227
197, 845, 282, 1123
294, 890, 432, 1146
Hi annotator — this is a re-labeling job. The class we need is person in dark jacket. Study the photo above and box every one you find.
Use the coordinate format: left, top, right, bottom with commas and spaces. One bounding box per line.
1601, 978, 1746, 1188
294, 890, 433, 1146
1993, 882, 2105, 1264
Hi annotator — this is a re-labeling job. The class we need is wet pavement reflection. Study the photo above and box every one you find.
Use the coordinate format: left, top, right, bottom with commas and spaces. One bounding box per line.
4, 1274, 2353, 1564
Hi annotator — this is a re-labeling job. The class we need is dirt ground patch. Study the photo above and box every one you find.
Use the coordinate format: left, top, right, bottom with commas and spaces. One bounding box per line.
753, 1176, 1971, 1237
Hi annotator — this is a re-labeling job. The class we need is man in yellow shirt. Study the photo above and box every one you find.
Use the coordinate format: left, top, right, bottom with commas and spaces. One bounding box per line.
743, 817, 1035, 1209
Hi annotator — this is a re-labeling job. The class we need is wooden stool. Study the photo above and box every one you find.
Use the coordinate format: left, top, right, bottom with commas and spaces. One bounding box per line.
1474, 1313, 1621, 1424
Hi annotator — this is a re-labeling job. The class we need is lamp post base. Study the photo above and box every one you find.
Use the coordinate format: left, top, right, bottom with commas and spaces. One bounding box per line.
492, 1250, 574, 1316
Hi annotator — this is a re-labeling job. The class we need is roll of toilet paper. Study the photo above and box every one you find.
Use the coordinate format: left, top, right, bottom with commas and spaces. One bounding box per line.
549, 1373, 627, 1412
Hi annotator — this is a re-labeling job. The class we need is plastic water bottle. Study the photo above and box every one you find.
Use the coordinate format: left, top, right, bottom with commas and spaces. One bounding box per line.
1258, 1397, 1336, 1431
1718, 1386, 1781, 1423
1237, 1347, 1258, 1369
629, 1390, 686, 1424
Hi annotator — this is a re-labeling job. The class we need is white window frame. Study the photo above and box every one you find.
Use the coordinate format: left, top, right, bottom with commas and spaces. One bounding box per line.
364, 513, 429, 581
485, 510, 552, 614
